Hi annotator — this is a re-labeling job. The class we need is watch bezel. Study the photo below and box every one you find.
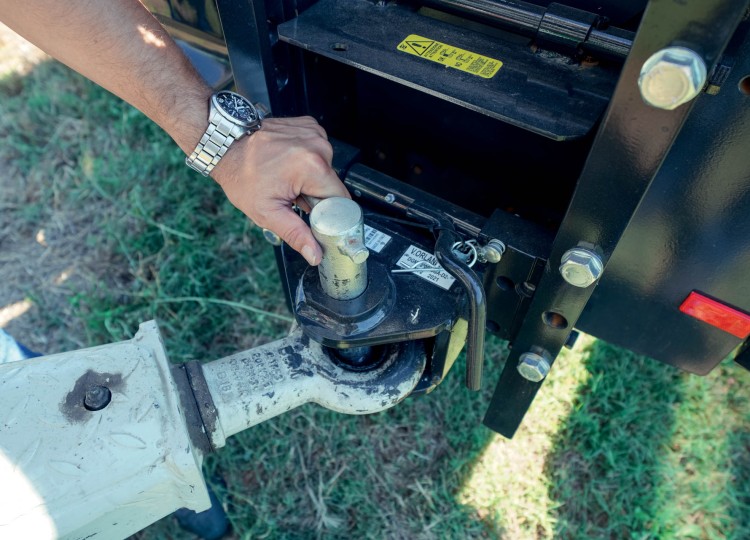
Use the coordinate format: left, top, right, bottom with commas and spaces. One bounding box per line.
212, 90, 260, 129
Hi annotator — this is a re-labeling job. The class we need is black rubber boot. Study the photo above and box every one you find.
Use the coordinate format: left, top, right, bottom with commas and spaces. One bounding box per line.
174, 480, 230, 540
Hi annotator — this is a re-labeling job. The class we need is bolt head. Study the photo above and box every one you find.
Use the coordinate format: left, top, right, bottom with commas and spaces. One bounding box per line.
638, 47, 707, 110
559, 247, 603, 288
517, 352, 550, 382
84, 385, 112, 411
483, 239, 505, 264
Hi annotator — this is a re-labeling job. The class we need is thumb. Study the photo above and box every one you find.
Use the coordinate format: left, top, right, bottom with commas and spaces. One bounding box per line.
267, 206, 322, 266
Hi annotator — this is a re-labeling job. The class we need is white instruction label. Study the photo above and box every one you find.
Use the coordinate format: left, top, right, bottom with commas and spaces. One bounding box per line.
396, 245, 456, 291
364, 225, 391, 253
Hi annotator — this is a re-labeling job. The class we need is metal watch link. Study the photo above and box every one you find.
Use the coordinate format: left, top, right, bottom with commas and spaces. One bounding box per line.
186, 90, 263, 177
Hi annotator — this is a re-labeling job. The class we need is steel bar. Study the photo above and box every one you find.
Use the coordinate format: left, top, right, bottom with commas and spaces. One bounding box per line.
422, 0, 634, 58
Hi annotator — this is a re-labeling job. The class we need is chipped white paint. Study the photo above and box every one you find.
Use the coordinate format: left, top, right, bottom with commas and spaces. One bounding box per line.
202, 330, 425, 447
0, 321, 209, 540
0, 323, 427, 539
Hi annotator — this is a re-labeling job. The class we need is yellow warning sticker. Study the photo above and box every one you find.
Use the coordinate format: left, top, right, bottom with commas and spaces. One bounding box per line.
396, 34, 502, 79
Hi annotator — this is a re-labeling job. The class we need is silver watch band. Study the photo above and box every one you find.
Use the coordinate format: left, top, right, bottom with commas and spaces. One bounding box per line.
185, 109, 247, 177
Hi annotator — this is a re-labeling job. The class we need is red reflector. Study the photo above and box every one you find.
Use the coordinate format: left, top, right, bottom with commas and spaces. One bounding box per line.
679, 291, 750, 339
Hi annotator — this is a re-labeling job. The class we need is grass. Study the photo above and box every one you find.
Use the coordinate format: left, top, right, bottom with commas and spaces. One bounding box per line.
1, 34, 749, 539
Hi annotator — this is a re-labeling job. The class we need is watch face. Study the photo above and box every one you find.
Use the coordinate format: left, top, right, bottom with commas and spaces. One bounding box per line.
215, 91, 258, 125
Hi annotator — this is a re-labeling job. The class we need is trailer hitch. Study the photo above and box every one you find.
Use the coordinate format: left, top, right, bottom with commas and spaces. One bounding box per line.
282, 194, 480, 395
0, 196, 430, 538
185, 328, 425, 450
0, 320, 426, 539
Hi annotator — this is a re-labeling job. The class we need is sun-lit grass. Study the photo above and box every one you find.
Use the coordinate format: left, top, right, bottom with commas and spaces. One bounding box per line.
457, 335, 594, 539
1, 30, 749, 539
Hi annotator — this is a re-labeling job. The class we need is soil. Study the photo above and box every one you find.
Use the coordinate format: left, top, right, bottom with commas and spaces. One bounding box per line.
0, 23, 116, 354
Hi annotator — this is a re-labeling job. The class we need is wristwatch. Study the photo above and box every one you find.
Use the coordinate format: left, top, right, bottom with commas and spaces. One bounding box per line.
186, 90, 263, 176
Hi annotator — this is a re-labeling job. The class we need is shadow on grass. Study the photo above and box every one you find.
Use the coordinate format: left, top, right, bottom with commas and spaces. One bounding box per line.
545, 340, 682, 538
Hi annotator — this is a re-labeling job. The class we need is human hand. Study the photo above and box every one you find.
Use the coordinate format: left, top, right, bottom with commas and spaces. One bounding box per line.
210, 116, 350, 266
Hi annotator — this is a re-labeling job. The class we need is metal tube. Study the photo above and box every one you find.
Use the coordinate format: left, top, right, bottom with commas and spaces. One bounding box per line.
422, 0, 633, 59
424, 0, 544, 35
407, 205, 486, 391
310, 197, 369, 300
434, 229, 486, 391
587, 27, 634, 59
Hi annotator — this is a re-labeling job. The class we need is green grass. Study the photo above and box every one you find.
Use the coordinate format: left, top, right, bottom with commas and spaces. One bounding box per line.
1, 56, 749, 540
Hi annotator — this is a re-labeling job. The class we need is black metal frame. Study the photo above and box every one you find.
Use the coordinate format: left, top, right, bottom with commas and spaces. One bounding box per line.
202, 0, 750, 436
483, 0, 750, 436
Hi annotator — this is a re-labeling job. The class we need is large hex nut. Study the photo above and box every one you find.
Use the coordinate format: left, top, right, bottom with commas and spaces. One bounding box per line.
559, 247, 603, 288
517, 352, 551, 382
638, 47, 707, 110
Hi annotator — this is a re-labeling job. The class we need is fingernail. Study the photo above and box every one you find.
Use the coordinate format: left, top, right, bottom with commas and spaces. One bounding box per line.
302, 245, 318, 266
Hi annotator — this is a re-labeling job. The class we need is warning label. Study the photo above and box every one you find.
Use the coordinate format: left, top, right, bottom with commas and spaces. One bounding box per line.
396, 34, 503, 79
396, 245, 456, 291
363, 225, 391, 253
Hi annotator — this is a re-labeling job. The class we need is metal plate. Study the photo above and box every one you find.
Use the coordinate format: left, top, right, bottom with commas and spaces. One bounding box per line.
277, 0, 619, 140
483, 0, 750, 437
577, 21, 750, 373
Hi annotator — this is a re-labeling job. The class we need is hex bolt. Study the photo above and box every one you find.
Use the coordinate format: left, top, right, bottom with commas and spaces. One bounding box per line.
517, 352, 551, 382
384, 193, 396, 204
310, 197, 369, 300
262, 228, 282, 246
83, 385, 112, 411
638, 46, 707, 110
559, 247, 604, 288
481, 239, 506, 264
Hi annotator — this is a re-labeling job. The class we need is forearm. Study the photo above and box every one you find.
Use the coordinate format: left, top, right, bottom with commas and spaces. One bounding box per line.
2, 1, 351, 265
0, 0, 207, 154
